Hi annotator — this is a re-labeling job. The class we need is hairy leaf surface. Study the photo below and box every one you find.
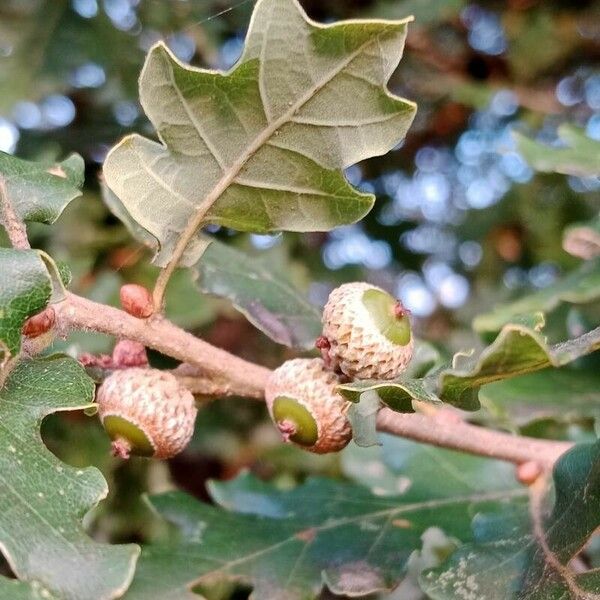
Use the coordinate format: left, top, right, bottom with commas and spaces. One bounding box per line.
422, 441, 600, 599
125, 445, 523, 600
103, 0, 416, 264
0, 357, 139, 600
0, 152, 84, 224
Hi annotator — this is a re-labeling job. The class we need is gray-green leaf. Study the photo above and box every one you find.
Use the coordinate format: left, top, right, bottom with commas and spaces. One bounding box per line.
341, 434, 517, 499
103, 0, 416, 263
347, 389, 382, 447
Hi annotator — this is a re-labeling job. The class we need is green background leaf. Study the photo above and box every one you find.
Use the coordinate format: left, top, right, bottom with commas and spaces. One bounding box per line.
479, 367, 600, 430
194, 240, 321, 349
515, 125, 600, 177
0, 356, 139, 600
474, 259, 600, 334
125, 437, 523, 599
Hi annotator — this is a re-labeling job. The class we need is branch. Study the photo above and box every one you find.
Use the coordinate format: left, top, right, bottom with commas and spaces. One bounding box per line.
376, 408, 571, 469
54, 292, 270, 399
53, 292, 573, 467
171, 364, 243, 397
0, 176, 30, 249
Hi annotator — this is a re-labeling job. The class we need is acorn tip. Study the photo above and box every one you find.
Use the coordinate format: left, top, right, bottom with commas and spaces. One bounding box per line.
394, 301, 411, 319
278, 419, 297, 443
111, 437, 132, 459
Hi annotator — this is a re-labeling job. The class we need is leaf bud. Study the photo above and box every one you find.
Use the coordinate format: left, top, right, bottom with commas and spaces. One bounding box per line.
120, 284, 154, 318
22, 307, 56, 338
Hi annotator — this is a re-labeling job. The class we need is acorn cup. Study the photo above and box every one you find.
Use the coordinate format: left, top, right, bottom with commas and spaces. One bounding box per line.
320, 282, 414, 380
96, 367, 197, 459
265, 358, 352, 454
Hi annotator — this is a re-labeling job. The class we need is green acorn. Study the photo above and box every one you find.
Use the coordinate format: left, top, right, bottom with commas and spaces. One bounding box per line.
320, 282, 413, 380
265, 358, 352, 454
96, 368, 197, 459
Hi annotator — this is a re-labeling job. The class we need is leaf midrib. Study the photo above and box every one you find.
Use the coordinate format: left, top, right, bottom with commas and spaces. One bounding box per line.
528, 479, 597, 600
182, 487, 526, 588
162, 28, 395, 269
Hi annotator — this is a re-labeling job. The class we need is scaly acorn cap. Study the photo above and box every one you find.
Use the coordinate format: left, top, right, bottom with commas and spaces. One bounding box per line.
96, 368, 197, 459
265, 358, 352, 454
321, 282, 413, 380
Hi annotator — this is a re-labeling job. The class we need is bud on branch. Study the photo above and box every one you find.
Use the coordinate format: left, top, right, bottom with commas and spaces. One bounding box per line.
120, 284, 154, 319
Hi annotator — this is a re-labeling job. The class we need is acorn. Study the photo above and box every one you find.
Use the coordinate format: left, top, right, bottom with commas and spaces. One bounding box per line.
265, 358, 352, 454
96, 368, 197, 459
320, 282, 413, 380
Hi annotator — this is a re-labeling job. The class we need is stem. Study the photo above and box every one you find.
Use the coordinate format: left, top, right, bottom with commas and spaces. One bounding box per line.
0, 176, 30, 250
153, 266, 176, 312
376, 408, 571, 468
54, 292, 270, 399
0, 177, 34, 390
54, 292, 574, 467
